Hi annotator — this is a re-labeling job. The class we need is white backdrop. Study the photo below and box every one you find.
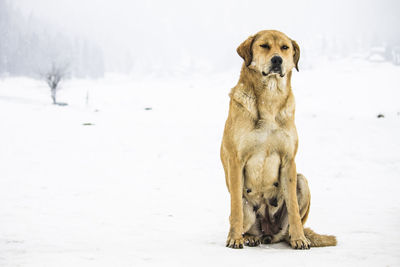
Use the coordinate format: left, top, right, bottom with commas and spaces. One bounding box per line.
13, 0, 400, 75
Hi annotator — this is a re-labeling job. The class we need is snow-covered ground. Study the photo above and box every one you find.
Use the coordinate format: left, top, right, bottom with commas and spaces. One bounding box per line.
0, 59, 399, 266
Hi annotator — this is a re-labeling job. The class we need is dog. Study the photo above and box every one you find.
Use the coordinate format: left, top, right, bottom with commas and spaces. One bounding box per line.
220, 30, 336, 249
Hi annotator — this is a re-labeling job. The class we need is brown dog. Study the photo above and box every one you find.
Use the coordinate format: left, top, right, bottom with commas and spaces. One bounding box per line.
220, 30, 336, 249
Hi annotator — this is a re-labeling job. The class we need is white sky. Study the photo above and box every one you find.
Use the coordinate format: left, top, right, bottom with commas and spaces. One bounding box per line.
12, 0, 400, 71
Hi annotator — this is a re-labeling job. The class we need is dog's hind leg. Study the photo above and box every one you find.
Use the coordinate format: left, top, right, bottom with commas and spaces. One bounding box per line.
243, 198, 256, 233
242, 198, 262, 246
296, 174, 337, 247
268, 173, 310, 244
296, 173, 311, 224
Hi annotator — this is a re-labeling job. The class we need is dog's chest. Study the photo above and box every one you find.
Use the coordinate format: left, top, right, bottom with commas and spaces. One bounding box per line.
244, 86, 296, 155
241, 118, 296, 201
243, 150, 279, 194
241, 118, 295, 157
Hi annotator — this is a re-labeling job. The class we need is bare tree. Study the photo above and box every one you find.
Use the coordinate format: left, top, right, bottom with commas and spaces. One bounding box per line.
43, 62, 68, 105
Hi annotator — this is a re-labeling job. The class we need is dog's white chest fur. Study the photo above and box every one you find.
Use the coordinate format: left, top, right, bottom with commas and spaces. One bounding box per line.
265, 77, 278, 91
262, 75, 287, 91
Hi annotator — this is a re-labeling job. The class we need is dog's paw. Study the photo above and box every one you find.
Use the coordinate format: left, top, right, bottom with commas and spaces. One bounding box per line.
243, 234, 260, 247
289, 235, 311, 250
261, 235, 273, 244
226, 235, 244, 249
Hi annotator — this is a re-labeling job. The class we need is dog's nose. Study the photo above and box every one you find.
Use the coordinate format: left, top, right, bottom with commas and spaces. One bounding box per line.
271, 56, 283, 65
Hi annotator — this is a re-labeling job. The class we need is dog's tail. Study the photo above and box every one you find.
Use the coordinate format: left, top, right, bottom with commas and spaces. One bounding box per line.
304, 228, 337, 247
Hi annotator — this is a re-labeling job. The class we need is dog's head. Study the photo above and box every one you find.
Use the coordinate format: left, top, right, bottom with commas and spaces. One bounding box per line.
237, 30, 300, 78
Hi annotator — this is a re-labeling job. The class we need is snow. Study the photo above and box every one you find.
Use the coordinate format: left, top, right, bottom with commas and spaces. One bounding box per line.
0, 59, 400, 266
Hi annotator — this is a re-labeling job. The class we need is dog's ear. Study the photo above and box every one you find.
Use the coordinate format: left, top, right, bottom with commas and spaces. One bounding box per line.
237, 35, 256, 67
291, 39, 300, 72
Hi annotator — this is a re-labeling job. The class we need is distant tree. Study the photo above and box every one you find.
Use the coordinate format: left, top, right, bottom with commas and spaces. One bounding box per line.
43, 62, 69, 105
0, 1, 105, 79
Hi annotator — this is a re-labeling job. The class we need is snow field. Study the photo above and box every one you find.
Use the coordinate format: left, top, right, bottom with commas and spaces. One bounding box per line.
0, 59, 399, 266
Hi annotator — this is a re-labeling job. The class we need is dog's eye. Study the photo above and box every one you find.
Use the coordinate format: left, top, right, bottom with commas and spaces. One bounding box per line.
260, 44, 270, 49
281, 45, 289, 50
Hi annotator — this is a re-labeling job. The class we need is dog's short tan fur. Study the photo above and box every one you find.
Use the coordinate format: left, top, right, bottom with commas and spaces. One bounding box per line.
221, 30, 336, 249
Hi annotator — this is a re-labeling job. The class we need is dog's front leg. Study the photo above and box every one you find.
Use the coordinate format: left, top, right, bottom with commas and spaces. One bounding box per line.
281, 158, 311, 249
226, 156, 244, 249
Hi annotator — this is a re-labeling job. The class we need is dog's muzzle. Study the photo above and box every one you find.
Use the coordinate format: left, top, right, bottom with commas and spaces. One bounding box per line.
262, 56, 284, 77
262, 67, 284, 77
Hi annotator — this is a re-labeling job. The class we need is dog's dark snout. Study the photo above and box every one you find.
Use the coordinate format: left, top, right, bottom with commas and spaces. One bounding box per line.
271, 56, 283, 65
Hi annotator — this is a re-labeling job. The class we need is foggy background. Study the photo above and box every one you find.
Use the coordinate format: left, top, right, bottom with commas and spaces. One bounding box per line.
1, 0, 399, 79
